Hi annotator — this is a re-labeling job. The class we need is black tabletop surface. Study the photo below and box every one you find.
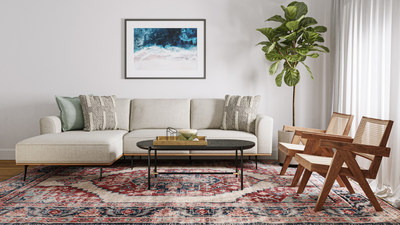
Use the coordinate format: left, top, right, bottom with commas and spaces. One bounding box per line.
136, 139, 255, 151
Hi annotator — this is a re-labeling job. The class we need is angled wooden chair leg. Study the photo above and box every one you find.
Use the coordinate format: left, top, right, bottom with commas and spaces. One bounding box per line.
338, 175, 355, 194
291, 165, 304, 187
315, 153, 344, 211
297, 169, 312, 194
280, 155, 292, 175
315, 173, 339, 211
343, 152, 383, 211
317, 171, 351, 189
354, 176, 382, 211
334, 175, 346, 187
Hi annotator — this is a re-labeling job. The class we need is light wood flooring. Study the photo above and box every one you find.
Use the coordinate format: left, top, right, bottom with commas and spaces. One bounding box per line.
0, 160, 27, 181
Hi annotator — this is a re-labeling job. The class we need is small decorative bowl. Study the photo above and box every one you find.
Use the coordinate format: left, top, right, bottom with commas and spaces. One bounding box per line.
178, 129, 198, 140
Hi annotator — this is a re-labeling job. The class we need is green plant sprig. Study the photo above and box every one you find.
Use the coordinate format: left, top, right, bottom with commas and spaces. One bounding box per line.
257, 1, 329, 87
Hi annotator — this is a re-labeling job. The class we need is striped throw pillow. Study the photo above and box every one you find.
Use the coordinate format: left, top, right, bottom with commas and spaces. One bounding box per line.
221, 95, 261, 134
79, 95, 118, 131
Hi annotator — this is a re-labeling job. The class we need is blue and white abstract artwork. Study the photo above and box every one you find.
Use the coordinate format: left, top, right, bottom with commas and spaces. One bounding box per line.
134, 28, 197, 70
125, 20, 205, 79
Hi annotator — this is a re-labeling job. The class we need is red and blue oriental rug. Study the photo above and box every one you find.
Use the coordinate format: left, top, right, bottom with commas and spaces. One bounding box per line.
0, 160, 399, 224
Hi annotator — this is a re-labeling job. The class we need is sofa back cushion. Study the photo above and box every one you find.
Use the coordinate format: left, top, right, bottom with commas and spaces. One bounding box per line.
130, 99, 190, 130
191, 99, 224, 129
115, 98, 131, 131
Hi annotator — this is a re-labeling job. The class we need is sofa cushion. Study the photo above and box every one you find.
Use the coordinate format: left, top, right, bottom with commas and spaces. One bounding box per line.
190, 129, 257, 154
221, 95, 261, 134
80, 95, 118, 131
15, 130, 127, 164
115, 98, 131, 131
124, 129, 189, 154
190, 99, 224, 129
55, 96, 84, 131
130, 99, 190, 130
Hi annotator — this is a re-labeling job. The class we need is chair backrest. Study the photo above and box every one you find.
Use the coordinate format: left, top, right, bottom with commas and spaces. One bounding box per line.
352, 116, 394, 178
292, 112, 353, 145
325, 112, 354, 136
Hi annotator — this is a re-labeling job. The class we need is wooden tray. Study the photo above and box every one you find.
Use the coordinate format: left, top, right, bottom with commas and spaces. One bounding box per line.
153, 136, 207, 146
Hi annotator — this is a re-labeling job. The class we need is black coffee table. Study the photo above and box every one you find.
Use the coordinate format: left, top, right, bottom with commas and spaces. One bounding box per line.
136, 139, 255, 190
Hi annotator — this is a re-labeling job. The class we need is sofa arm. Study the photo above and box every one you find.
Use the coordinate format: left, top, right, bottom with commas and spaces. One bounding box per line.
40, 116, 62, 134
255, 114, 273, 154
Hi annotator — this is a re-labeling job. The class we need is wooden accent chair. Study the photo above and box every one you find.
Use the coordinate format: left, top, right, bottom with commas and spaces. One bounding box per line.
291, 131, 355, 192
294, 117, 393, 211
278, 112, 354, 176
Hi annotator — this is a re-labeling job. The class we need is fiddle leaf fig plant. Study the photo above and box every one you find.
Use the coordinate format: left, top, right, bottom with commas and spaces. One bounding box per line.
257, 1, 329, 126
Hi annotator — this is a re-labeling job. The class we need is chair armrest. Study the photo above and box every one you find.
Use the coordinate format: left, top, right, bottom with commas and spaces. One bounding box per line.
300, 131, 353, 142
255, 114, 273, 154
283, 125, 326, 134
40, 116, 62, 134
294, 129, 325, 137
320, 140, 390, 157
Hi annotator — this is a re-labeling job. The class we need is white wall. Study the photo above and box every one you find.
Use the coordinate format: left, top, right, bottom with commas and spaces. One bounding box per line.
0, 0, 333, 160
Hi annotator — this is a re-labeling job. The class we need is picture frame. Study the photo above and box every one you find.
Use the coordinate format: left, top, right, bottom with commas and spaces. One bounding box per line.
125, 19, 206, 79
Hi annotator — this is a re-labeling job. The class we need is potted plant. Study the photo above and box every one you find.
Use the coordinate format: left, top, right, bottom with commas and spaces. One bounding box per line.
257, 1, 329, 163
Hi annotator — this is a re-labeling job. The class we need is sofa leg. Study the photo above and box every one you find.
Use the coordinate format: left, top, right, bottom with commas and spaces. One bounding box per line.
23, 165, 28, 181
131, 156, 134, 170
99, 167, 103, 179
123, 155, 126, 160
255, 156, 258, 169
189, 156, 192, 161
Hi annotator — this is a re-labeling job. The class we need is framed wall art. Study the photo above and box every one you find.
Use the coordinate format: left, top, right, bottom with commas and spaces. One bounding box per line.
125, 19, 206, 79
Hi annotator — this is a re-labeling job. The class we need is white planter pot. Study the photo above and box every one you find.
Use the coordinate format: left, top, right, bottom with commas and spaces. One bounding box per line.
278, 130, 298, 165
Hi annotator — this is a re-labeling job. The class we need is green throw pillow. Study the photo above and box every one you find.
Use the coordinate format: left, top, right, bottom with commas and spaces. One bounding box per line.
55, 96, 84, 131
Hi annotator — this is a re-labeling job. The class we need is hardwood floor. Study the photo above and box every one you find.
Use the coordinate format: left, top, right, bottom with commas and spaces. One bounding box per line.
0, 160, 26, 182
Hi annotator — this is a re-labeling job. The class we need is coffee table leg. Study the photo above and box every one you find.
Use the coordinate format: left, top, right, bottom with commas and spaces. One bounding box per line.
154, 149, 157, 178
148, 147, 151, 190
255, 155, 258, 169
241, 147, 244, 190
235, 150, 238, 177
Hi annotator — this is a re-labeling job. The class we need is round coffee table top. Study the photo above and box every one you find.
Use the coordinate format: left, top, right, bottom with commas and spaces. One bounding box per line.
136, 139, 255, 151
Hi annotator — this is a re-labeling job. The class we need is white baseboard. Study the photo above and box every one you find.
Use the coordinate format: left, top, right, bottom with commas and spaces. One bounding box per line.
0, 148, 15, 160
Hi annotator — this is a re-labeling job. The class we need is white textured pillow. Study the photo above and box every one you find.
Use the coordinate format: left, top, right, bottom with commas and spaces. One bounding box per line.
79, 95, 118, 131
221, 95, 261, 134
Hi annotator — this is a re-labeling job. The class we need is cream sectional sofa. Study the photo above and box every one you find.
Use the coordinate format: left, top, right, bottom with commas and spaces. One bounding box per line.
15, 98, 273, 178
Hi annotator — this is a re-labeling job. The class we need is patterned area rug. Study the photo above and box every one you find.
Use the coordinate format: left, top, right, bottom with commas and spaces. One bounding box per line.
1, 160, 400, 224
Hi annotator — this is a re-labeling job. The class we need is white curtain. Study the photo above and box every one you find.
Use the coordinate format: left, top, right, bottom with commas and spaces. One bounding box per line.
332, 0, 400, 208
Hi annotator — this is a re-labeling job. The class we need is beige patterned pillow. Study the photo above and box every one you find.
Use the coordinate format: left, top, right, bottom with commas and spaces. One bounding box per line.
221, 95, 261, 134
79, 95, 118, 131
